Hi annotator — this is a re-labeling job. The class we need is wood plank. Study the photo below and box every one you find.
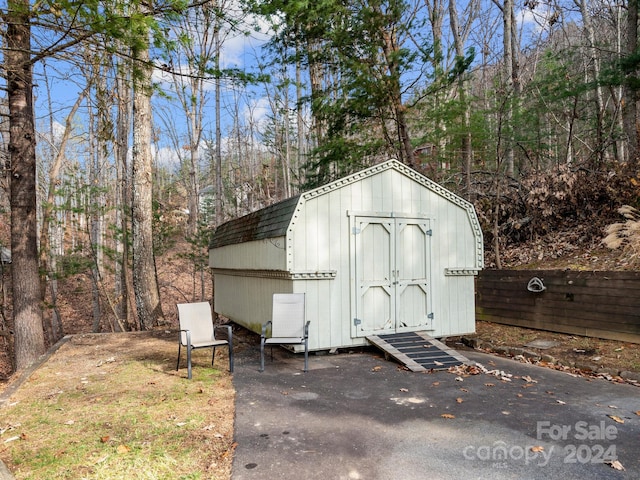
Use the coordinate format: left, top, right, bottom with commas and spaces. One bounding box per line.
477, 279, 640, 299
477, 292, 640, 317
476, 306, 640, 334
477, 314, 640, 344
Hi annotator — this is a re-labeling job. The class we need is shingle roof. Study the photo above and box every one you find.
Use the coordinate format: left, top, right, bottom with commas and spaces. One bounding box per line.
210, 195, 301, 248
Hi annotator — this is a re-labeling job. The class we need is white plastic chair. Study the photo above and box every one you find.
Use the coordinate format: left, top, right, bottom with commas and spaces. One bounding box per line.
176, 302, 233, 379
260, 293, 310, 372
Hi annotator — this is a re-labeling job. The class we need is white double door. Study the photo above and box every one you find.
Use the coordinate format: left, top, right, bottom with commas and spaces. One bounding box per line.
353, 216, 433, 336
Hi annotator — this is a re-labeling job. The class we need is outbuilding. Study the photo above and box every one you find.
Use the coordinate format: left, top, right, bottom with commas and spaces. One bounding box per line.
209, 159, 483, 351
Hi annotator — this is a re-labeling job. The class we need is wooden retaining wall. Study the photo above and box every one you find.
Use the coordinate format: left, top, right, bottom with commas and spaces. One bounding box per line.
475, 270, 640, 344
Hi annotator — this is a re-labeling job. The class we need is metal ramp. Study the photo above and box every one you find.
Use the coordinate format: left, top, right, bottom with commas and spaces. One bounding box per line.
367, 331, 470, 372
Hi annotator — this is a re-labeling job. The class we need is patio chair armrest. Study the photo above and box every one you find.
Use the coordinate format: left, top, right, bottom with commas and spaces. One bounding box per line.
179, 329, 192, 348
303, 321, 310, 338
261, 321, 272, 338
214, 324, 233, 343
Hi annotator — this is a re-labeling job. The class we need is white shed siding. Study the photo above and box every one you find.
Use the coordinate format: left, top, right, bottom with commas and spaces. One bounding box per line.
214, 274, 292, 330
209, 238, 287, 270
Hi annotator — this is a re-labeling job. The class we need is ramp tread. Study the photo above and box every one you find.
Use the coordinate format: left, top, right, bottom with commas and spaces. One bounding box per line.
367, 331, 470, 372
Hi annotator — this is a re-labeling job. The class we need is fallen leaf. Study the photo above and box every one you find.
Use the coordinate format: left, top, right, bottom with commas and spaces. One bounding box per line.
456, 397, 463, 404
530, 446, 545, 453
455, 377, 464, 382
556, 400, 566, 405
100, 436, 110, 443
459, 388, 468, 393
635, 411, 640, 416
607, 460, 625, 471
399, 388, 409, 392
116, 445, 130, 454
608, 415, 624, 424
501, 411, 510, 415
608, 405, 618, 409
280, 391, 289, 396
434, 361, 444, 366
432, 381, 440, 387
516, 393, 523, 398
371, 366, 383, 372
440, 413, 455, 419
64, 420, 75, 425
522, 375, 537, 383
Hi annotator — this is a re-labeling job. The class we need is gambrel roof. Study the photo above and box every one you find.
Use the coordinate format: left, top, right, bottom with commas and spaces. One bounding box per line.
210, 195, 301, 248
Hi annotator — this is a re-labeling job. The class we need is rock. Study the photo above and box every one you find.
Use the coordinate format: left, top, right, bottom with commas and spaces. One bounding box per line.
523, 350, 541, 361
492, 346, 510, 356
461, 336, 479, 349
540, 354, 556, 364
574, 362, 596, 372
619, 371, 640, 382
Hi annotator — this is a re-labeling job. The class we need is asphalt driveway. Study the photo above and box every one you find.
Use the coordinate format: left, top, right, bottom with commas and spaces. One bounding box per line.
232, 343, 639, 480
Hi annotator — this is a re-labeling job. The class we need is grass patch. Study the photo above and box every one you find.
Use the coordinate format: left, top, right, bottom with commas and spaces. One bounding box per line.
0, 331, 235, 480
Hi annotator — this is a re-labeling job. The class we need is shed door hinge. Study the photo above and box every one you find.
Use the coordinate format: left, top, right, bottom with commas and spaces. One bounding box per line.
353, 318, 361, 326
352, 227, 361, 235
428, 312, 434, 320
426, 229, 433, 236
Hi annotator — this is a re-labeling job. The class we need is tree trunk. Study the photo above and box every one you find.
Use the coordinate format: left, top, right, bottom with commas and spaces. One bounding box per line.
576, 0, 607, 165
132, 38, 164, 330
378, 6, 414, 166
625, 0, 640, 163
502, 0, 515, 177
115, 57, 132, 331
214, 21, 223, 226
6, 0, 46, 370
449, 0, 475, 197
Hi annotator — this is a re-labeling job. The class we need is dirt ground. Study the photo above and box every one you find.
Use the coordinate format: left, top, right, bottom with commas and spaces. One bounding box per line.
450, 321, 640, 381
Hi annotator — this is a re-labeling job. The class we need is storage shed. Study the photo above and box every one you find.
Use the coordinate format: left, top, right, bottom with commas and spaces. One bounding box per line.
209, 159, 483, 351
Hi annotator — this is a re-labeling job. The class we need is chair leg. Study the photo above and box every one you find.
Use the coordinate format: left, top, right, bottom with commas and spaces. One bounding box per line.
176, 343, 182, 371
304, 339, 309, 373
187, 346, 192, 380
212, 347, 216, 366
228, 331, 234, 373
259, 338, 265, 372
186, 330, 193, 380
